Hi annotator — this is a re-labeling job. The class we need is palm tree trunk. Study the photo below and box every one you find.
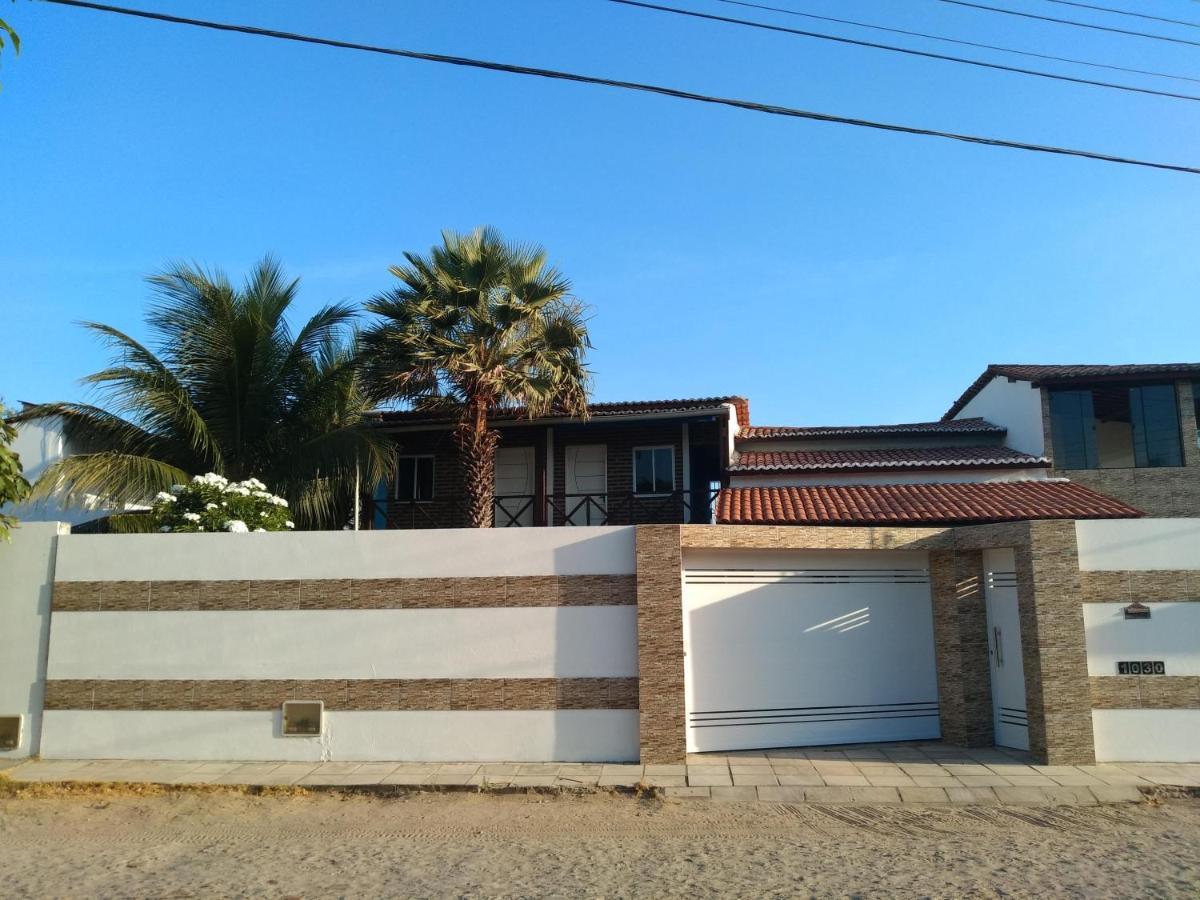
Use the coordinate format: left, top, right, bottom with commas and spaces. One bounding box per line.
455, 400, 499, 528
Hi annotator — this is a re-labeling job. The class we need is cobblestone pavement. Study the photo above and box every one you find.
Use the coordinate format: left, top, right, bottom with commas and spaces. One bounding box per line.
8, 742, 1199, 805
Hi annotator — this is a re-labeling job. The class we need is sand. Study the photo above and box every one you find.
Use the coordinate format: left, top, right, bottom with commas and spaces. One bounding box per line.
1, 787, 1198, 898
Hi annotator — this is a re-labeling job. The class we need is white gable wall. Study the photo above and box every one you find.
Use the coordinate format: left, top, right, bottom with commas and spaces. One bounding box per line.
953, 376, 1045, 456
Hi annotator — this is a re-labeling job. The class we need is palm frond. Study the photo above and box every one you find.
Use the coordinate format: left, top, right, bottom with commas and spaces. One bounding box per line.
31, 452, 189, 507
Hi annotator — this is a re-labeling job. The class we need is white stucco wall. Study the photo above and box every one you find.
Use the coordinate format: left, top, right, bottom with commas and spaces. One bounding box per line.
1092, 710, 1200, 763
47, 608, 638, 679
40, 710, 639, 762
1076, 519, 1200, 571
54, 526, 635, 581
0, 522, 66, 758
41, 527, 639, 761
1077, 519, 1200, 762
1082, 603, 1200, 676
953, 376, 1045, 456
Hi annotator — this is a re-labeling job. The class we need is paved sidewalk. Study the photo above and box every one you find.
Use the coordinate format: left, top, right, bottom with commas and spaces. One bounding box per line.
7, 742, 1198, 805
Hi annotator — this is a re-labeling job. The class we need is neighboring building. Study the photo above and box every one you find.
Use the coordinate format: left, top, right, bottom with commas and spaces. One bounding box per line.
1, 408, 119, 529
944, 364, 1200, 517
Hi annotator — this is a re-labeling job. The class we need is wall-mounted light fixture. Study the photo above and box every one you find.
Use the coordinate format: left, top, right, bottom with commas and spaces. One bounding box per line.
1123, 601, 1151, 620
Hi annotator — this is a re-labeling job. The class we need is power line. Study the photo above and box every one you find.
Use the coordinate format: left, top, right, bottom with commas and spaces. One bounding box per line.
715, 0, 1200, 84
936, 0, 1200, 48
607, 0, 1200, 102
39, 0, 1200, 175
1043, 0, 1200, 29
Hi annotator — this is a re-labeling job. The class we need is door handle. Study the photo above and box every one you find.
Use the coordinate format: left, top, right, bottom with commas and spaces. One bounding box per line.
993, 626, 1003, 667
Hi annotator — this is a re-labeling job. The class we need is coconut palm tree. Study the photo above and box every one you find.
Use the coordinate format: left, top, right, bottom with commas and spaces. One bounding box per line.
359, 227, 591, 527
17, 257, 393, 528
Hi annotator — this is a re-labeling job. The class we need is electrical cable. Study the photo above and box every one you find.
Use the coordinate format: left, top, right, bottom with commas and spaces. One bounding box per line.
40, 0, 1200, 175
713, 0, 1200, 84
607, 0, 1200, 102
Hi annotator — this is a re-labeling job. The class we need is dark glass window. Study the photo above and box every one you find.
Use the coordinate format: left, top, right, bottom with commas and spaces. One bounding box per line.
396, 456, 434, 501
634, 446, 674, 494
1049, 384, 1181, 470
1049, 390, 1097, 469
1131, 384, 1183, 467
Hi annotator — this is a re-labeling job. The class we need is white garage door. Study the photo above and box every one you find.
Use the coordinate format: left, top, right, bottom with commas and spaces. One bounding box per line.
683, 551, 941, 753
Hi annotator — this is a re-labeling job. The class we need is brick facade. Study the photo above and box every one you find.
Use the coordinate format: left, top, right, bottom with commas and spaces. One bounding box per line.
635, 525, 688, 764
929, 548, 994, 747
51, 575, 637, 611
1012, 522, 1095, 765
43, 677, 640, 712
1089, 676, 1200, 709
1079, 570, 1200, 603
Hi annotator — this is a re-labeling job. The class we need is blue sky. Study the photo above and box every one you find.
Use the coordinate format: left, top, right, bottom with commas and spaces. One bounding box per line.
2, 0, 1198, 426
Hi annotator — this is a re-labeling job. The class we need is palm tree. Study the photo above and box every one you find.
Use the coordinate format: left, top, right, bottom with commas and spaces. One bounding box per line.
18, 257, 393, 529
360, 227, 591, 527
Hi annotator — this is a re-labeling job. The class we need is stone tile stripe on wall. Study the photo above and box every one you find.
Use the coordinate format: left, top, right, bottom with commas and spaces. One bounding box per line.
1089, 676, 1200, 709
43, 678, 640, 711
51, 575, 637, 611
1080, 571, 1200, 603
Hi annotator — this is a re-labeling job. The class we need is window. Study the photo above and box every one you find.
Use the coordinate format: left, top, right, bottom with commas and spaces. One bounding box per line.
1193, 381, 1200, 450
633, 446, 674, 495
395, 455, 434, 501
1049, 390, 1096, 470
1131, 384, 1183, 467
1049, 383, 1182, 470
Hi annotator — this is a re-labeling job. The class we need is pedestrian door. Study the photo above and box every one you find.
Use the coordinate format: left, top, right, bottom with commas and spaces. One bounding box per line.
984, 548, 1030, 751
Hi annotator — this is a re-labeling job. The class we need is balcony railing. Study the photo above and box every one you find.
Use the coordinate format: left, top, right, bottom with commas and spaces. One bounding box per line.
366, 489, 721, 529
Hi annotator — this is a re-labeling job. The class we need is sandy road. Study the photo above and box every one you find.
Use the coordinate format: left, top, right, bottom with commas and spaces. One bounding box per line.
1, 789, 1198, 898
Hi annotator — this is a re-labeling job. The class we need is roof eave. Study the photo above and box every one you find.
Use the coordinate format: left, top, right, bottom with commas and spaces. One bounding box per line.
377, 404, 736, 432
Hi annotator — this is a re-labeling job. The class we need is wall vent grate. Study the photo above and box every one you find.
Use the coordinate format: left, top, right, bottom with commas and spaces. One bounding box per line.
281, 700, 324, 737
0, 715, 22, 751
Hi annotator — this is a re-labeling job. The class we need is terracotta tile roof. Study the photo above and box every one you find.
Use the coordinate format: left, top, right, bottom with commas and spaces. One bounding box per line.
715, 481, 1142, 526
738, 417, 1005, 440
378, 396, 748, 426
730, 446, 1049, 474
943, 363, 1200, 420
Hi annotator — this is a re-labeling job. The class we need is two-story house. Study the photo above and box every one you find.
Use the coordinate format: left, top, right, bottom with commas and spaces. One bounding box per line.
370, 361, 1200, 529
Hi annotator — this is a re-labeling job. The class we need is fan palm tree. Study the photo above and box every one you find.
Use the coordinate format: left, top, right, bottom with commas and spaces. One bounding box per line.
359, 227, 591, 527
17, 257, 393, 529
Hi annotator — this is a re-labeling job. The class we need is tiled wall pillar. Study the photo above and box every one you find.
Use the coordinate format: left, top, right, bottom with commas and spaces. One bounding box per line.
930, 548, 994, 747
1014, 521, 1096, 765
634, 525, 687, 764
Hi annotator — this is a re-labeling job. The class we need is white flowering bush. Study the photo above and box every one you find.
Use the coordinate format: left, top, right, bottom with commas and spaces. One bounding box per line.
150, 473, 294, 533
